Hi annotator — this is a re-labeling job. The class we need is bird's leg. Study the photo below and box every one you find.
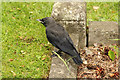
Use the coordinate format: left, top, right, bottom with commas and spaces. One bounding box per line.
51, 49, 62, 57
56, 49, 62, 56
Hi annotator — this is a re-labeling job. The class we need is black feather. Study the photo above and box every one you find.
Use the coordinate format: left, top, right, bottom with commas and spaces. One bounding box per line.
37, 17, 83, 65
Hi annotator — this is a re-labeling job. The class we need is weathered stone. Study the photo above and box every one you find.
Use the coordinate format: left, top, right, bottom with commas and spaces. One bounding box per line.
49, 2, 86, 79
52, 2, 86, 21
89, 21, 118, 46
52, 2, 86, 49
49, 53, 77, 79
58, 21, 85, 50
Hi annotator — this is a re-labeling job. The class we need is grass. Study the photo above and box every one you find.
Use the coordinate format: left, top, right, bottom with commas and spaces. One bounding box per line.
2, 2, 118, 78
87, 2, 118, 23
2, 2, 54, 78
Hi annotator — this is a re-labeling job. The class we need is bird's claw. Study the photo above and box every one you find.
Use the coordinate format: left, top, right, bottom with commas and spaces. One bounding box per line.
51, 51, 62, 57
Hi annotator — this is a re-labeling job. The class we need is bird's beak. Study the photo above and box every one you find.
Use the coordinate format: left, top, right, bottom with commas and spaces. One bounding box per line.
37, 19, 42, 22
37, 19, 44, 24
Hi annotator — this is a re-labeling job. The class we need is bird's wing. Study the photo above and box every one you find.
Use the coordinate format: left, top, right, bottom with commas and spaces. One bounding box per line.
46, 24, 77, 56
55, 23, 75, 48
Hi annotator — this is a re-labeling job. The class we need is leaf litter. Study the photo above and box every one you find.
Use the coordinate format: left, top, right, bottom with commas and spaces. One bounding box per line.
77, 43, 119, 78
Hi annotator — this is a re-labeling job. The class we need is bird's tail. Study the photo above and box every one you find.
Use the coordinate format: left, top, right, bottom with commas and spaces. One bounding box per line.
72, 54, 83, 65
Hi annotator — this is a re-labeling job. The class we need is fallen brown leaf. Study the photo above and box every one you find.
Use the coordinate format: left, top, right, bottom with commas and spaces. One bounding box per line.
12, 17, 16, 19
18, 36, 23, 40
11, 71, 16, 77
112, 11, 115, 13
109, 73, 115, 77
42, 58, 45, 60
9, 59, 13, 61
93, 6, 99, 10
21, 65, 25, 67
24, 37, 27, 41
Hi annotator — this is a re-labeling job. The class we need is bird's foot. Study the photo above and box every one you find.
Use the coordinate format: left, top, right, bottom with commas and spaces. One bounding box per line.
51, 50, 62, 57
51, 53, 57, 57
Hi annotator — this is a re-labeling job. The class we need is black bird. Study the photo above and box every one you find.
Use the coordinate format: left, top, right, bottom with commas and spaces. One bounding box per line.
37, 17, 83, 65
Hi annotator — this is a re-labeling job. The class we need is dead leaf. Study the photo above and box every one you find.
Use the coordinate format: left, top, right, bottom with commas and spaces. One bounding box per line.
18, 36, 23, 40
111, 69, 115, 72
24, 37, 27, 41
87, 64, 97, 70
93, 6, 99, 10
114, 72, 119, 78
9, 59, 13, 61
21, 65, 25, 67
16, 43, 18, 45
17, 8, 21, 10
104, 46, 110, 55
21, 50, 26, 54
12, 17, 16, 19
11, 71, 16, 77
36, 68, 40, 71
22, 72, 24, 74
14, 51, 16, 54
109, 73, 114, 77
112, 11, 115, 13
42, 58, 45, 60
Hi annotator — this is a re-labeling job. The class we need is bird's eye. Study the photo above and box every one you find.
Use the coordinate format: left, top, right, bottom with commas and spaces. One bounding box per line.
42, 21, 45, 23
40, 19, 44, 23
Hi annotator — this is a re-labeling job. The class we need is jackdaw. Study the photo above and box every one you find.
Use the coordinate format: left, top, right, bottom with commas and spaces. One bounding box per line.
37, 17, 83, 65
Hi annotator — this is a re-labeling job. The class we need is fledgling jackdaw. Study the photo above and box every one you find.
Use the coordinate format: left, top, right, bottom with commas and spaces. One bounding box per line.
37, 17, 83, 65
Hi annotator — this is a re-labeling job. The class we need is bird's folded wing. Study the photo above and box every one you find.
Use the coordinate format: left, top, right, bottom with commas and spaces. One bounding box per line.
46, 27, 76, 55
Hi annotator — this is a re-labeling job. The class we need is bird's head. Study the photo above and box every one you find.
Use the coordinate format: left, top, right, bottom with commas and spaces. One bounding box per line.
37, 17, 54, 27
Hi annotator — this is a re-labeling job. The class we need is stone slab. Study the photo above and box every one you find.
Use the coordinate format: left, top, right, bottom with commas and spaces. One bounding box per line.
52, 2, 86, 21
89, 21, 118, 46
52, 2, 86, 49
58, 21, 86, 50
49, 2, 86, 79
49, 53, 77, 79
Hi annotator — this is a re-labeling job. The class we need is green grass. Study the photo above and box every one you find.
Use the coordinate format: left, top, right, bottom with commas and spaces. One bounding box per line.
2, 2, 118, 78
2, 2, 54, 78
87, 2, 118, 23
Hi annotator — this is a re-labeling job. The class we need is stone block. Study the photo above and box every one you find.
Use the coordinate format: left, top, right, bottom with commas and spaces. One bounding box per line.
49, 1, 86, 79
58, 21, 85, 50
52, 2, 86, 21
49, 53, 77, 79
89, 21, 118, 46
52, 2, 86, 49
